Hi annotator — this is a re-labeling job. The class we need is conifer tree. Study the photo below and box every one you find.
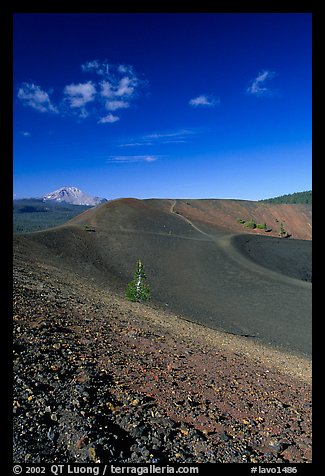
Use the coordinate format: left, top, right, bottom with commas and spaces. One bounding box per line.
126, 260, 151, 302
279, 222, 286, 237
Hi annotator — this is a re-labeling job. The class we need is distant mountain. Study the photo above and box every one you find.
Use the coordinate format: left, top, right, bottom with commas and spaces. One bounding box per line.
43, 186, 107, 206
259, 190, 312, 204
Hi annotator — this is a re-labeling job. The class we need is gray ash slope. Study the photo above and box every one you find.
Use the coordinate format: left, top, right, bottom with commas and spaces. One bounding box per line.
12, 197, 312, 463
231, 234, 312, 283
17, 198, 312, 357
13, 246, 311, 464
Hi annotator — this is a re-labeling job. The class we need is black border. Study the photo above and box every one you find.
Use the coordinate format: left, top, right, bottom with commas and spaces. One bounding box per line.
4, 1, 319, 473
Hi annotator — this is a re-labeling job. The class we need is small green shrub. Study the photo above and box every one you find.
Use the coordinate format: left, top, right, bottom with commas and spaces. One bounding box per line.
245, 219, 256, 229
236, 218, 246, 224
256, 223, 267, 230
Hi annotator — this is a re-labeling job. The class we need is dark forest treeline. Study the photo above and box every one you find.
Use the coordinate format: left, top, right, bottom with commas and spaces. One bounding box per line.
259, 190, 312, 204
13, 199, 92, 233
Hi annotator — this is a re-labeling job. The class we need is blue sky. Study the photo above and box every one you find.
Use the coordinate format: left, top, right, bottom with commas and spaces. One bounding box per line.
13, 13, 312, 200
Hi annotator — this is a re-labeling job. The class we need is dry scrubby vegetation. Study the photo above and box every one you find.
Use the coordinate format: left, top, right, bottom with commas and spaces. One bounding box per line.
236, 217, 291, 237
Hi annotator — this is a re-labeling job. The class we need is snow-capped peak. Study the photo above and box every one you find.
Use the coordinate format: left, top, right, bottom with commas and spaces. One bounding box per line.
43, 186, 106, 206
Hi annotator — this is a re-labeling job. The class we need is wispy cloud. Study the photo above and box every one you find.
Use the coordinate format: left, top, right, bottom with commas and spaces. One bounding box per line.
100, 77, 136, 99
105, 100, 130, 111
118, 128, 199, 148
17, 59, 147, 124
107, 155, 158, 163
98, 113, 120, 124
63, 81, 96, 117
144, 128, 197, 141
189, 95, 220, 108
82, 60, 140, 83
162, 139, 187, 144
246, 70, 277, 97
81, 60, 105, 75
21, 131, 31, 137
105, 77, 136, 98
17, 83, 58, 113
82, 59, 144, 101
118, 142, 152, 148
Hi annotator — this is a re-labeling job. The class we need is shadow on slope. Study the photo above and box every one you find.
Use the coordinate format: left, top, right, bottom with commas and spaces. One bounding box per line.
14, 198, 312, 357
231, 235, 312, 283
163, 199, 312, 240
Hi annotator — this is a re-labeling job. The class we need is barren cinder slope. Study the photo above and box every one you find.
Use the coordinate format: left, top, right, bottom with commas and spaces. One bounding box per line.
13, 250, 311, 463
13, 198, 312, 464
16, 198, 312, 357
152, 198, 312, 240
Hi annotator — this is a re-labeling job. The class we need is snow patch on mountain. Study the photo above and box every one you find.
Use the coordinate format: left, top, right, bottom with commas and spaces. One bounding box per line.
43, 186, 107, 206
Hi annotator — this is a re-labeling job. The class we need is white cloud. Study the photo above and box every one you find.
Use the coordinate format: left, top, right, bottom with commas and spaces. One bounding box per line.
117, 128, 198, 148
21, 131, 31, 137
17, 83, 58, 113
117, 64, 135, 75
115, 76, 136, 97
105, 100, 130, 111
142, 156, 157, 162
107, 155, 158, 163
144, 129, 196, 140
98, 113, 120, 124
100, 80, 114, 98
81, 60, 101, 73
246, 70, 277, 97
17, 59, 146, 124
81, 60, 138, 83
189, 95, 220, 108
162, 139, 187, 144
81, 59, 110, 76
82, 60, 146, 121
62, 81, 97, 118
83, 60, 140, 100
118, 142, 152, 148
63, 81, 96, 109
99, 77, 136, 99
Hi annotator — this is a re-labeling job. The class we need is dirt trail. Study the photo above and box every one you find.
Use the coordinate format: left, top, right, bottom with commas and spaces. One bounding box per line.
170, 200, 211, 237
20, 198, 311, 355
166, 199, 311, 355
169, 200, 310, 289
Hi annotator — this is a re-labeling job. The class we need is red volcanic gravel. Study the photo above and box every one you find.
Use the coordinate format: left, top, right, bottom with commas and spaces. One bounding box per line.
13, 252, 311, 464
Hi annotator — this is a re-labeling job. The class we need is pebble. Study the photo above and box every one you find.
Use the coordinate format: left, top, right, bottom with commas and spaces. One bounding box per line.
12, 251, 312, 464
